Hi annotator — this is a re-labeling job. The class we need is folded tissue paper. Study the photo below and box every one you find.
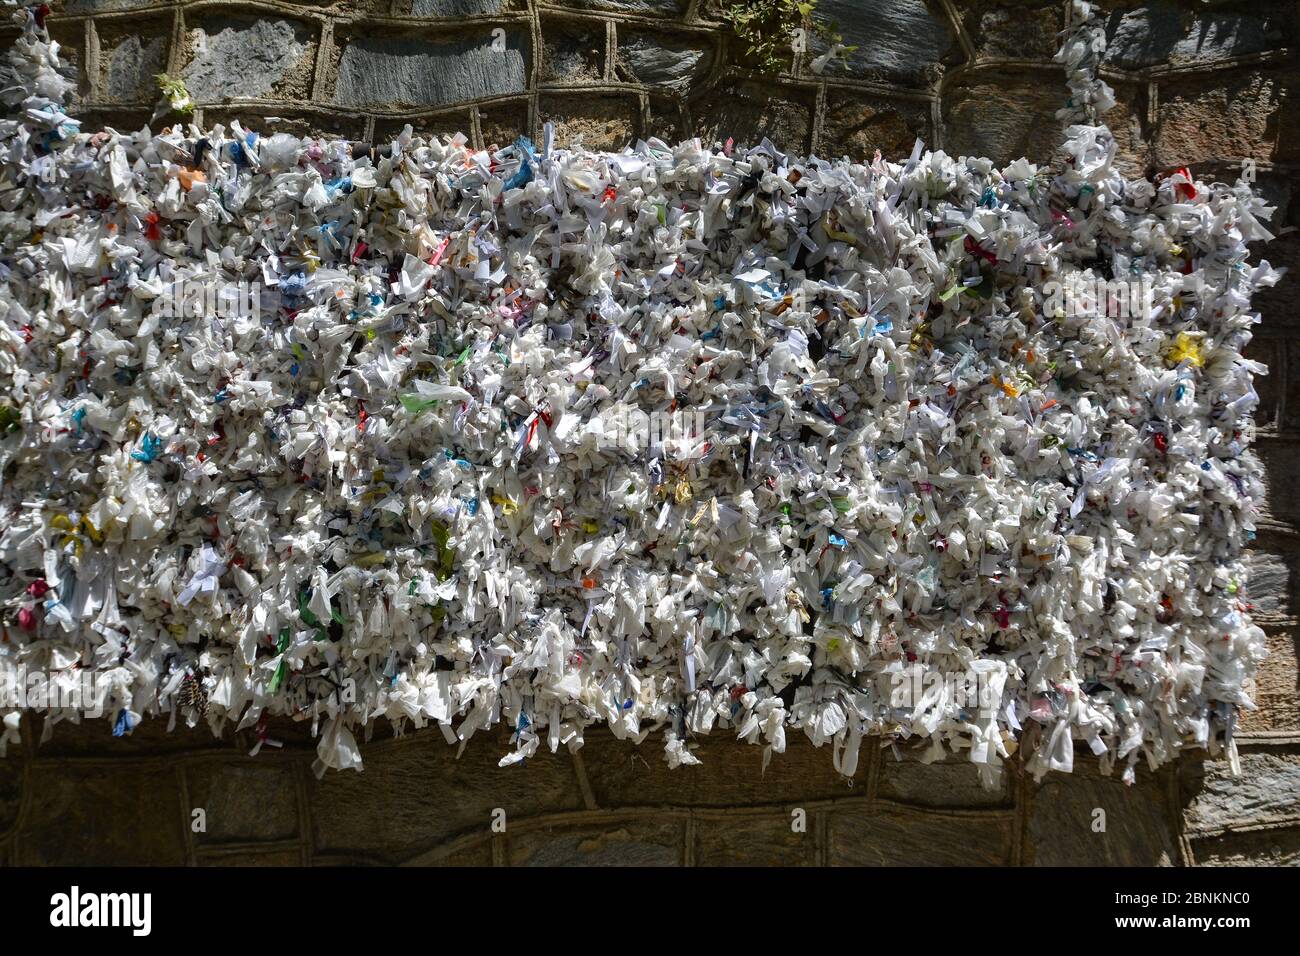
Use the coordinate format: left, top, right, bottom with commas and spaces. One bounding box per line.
0, 0, 1276, 786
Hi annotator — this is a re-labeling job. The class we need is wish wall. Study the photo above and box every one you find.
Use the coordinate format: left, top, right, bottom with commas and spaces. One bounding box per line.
0, 0, 1296, 866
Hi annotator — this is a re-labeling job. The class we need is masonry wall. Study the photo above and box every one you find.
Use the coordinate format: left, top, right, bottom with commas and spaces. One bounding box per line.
0, 0, 1296, 865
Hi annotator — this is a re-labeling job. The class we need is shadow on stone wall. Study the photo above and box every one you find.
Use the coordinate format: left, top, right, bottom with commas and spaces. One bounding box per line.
0, 714, 1216, 866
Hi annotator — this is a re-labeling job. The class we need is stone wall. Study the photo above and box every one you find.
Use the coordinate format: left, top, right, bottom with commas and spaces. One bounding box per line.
1, 0, 1296, 865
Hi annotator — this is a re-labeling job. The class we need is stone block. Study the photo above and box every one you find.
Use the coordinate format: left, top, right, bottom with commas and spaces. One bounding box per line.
961, 1, 1063, 60
334, 30, 528, 109
477, 100, 531, 148
693, 809, 817, 864
1101, 0, 1290, 71
819, 90, 929, 161
942, 69, 1066, 166
183, 17, 316, 103
810, 0, 955, 85
828, 805, 1011, 864
1244, 337, 1281, 430
647, 95, 684, 142
553, 0, 685, 12
0, 757, 20, 838
1253, 235, 1300, 334
1242, 542, 1297, 624
618, 30, 713, 91
309, 731, 582, 863
1154, 69, 1285, 168
91, 15, 169, 105
100, 33, 167, 104
539, 93, 638, 150
411, 0, 506, 15
576, 730, 856, 808
1183, 748, 1300, 835
877, 748, 1013, 808
373, 113, 470, 145
506, 815, 684, 865
541, 19, 604, 84
185, 759, 300, 844
945, 69, 1146, 170
692, 79, 812, 152
1029, 763, 1177, 865
14, 763, 187, 865
60, 0, 153, 11
1281, 340, 1300, 433
1238, 627, 1299, 734
1192, 823, 1300, 866
1256, 438, 1300, 525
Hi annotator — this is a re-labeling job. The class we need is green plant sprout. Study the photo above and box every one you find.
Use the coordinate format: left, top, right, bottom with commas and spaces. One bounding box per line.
723, 0, 856, 74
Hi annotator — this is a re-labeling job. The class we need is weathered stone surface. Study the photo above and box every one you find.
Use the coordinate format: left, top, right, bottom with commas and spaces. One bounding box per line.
1245, 338, 1281, 429
692, 80, 811, 151
945, 71, 1146, 169
1238, 629, 1298, 733
476, 101, 530, 148
577, 730, 855, 808
507, 816, 683, 865
61, 0, 153, 11
811, 0, 954, 84
942, 70, 1065, 165
647, 95, 685, 142
1103, 81, 1150, 171
411, 0, 505, 15
819, 90, 929, 160
538, 94, 637, 150
186, 761, 300, 844
1243, 544, 1296, 623
559, 0, 684, 12
963, 1, 1063, 60
0, 757, 21, 837
309, 732, 582, 863
335, 32, 527, 109
374, 113, 467, 144
20, 0, 1300, 870
1282, 340, 1300, 432
1256, 439, 1300, 524
829, 806, 1011, 865
1183, 750, 1300, 834
1192, 824, 1300, 866
877, 750, 1013, 808
102, 34, 166, 103
15, 763, 187, 865
183, 18, 313, 103
618, 31, 712, 90
1154, 70, 1284, 168
45, 21, 84, 99
541, 21, 604, 83
1029, 768, 1177, 865
693, 810, 816, 864
1252, 235, 1300, 333
1101, 1, 1289, 71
